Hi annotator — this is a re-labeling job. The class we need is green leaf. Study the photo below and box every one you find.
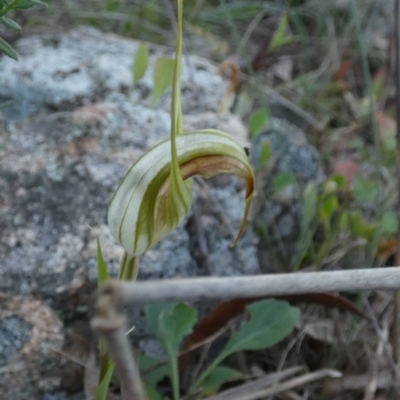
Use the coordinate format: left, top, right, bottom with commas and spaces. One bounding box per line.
145, 303, 175, 336
158, 303, 198, 355
272, 171, 295, 192
220, 300, 298, 356
201, 367, 241, 396
352, 175, 377, 202
139, 356, 170, 386
379, 211, 399, 236
105, 0, 119, 11
331, 174, 346, 190
94, 364, 114, 400
303, 182, 318, 226
133, 43, 149, 83
145, 383, 163, 400
235, 91, 253, 118
249, 107, 269, 138
0, 36, 17, 60
1, 17, 21, 31
320, 195, 338, 223
349, 211, 374, 239
152, 57, 175, 105
13, 0, 47, 10
258, 140, 272, 169
96, 237, 109, 287
269, 15, 299, 50
196, 300, 299, 388
146, 302, 197, 400
139, 355, 169, 400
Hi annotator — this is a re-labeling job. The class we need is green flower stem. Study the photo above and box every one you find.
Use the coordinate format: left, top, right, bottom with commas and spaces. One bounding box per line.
118, 253, 139, 281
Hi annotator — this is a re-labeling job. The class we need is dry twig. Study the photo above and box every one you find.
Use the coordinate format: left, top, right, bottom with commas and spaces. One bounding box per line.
210, 369, 341, 400
91, 288, 148, 400
206, 366, 305, 400
102, 266, 400, 305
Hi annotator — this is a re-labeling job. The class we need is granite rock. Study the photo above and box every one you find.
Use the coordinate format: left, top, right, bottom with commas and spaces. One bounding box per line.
0, 27, 259, 398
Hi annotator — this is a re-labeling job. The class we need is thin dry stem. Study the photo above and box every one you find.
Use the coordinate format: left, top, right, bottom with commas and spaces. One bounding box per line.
104, 266, 400, 305
91, 286, 148, 400
212, 369, 341, 400
206, 366, 305, 400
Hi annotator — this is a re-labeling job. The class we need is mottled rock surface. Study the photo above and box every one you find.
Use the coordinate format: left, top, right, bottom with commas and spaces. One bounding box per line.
0, 27, 258, 398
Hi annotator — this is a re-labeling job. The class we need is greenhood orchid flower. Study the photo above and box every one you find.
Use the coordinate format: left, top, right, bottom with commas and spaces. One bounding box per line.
108, 129, 254, 256
107, 0, 255, 257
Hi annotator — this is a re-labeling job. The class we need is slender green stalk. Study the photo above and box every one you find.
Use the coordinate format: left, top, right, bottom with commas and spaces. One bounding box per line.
168, 2, 184, 399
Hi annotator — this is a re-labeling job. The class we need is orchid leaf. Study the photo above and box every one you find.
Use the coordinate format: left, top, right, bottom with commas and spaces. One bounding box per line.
152, 57, 175, 105
249, 107, 269, 138
133, 42, 148, 83
0, 36, 17, 60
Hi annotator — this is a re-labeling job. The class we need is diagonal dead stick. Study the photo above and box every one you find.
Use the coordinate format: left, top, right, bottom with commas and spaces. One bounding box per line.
101, 266, 400, 306
91, 287, 148, 400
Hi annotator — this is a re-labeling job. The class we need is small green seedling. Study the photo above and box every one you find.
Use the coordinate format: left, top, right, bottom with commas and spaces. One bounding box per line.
143, 299, 299, 399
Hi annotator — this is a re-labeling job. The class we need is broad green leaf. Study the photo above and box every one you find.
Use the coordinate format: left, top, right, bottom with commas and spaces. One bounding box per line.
96, 237, 109, 286
145, 303, 175, 336
201, 367, 241, 396
1, 17, 21, 31
0, 36, 17, 60
258, 140, 272, 169
272, 172, 295, 192
108, 129, 255, 256
139, 355, 170, 386
133, 43, 149, 83
219, 300, 299, 356
379, 211, 399, 236
146, 302, 197, 400
158, 303, 198, 356
196, 300, 299, 388
159, 303, 197, 400
249, 107, 269, 138
352, 175, 377, 202
303, 182, 318, 226
152, 57, 175, 105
